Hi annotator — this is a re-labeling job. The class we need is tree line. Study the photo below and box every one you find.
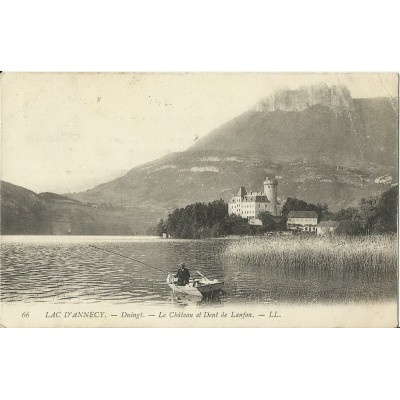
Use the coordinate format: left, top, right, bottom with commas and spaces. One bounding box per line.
155, 186, 397, 239
155, 200, 279, 239
333, 186, 397, 233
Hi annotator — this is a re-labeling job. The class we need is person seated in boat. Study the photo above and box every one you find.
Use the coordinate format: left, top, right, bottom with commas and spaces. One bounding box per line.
175, 262, 190, 286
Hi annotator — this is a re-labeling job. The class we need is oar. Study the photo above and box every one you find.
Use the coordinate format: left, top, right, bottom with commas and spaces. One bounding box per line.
196, 270, 210, 281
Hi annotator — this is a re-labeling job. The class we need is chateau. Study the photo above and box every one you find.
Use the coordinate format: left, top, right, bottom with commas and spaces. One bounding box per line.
228, 175, 282, 220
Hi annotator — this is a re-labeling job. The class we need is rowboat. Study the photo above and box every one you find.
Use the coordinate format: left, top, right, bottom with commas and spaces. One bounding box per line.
166, 270, 224, 297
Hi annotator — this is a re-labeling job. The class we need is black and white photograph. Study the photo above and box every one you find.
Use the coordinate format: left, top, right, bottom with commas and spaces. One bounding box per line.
0, 72, 398, 327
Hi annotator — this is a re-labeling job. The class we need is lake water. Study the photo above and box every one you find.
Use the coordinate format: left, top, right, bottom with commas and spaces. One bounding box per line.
0, 235, 396, 306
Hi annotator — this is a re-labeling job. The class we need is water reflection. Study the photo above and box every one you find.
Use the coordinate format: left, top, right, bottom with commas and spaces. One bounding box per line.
171, 290, 224, 307
0, 236, 397, 305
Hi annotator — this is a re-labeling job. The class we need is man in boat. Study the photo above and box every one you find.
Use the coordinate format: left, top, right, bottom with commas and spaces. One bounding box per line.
175, 262, 190, 286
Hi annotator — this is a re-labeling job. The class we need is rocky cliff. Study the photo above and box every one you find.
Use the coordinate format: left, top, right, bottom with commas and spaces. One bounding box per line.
255, 84, 354, 112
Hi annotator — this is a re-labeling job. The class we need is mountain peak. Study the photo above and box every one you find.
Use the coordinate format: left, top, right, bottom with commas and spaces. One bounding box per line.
255, 83, 353, 112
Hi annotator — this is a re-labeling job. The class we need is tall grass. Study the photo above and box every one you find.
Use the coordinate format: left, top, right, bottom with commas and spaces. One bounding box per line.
223, 235, 397, 279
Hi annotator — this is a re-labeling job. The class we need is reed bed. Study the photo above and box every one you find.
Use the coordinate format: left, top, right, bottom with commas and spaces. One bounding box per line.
223, 235, 397, 279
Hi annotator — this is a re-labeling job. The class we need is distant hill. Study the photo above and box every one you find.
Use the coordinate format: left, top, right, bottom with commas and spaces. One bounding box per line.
38, 192, 81, 203
69, 150, 396, 215
1, 181, 48, 234
3, 84, 398, 234
1, 181, 159, 235
191, 97, 398, 167
67, 87, 398, 231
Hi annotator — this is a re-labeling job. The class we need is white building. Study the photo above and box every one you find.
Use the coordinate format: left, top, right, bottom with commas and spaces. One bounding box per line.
228, 175, 281, 219
287, 211, 318, 232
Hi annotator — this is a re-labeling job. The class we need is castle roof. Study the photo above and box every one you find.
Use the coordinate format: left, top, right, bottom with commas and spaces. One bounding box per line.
288, 211, 318, 218
243, 194, 269, 202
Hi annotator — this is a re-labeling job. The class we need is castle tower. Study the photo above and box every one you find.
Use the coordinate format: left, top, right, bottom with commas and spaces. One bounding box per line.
237, 186, 247, 198
263, 175, 278, 216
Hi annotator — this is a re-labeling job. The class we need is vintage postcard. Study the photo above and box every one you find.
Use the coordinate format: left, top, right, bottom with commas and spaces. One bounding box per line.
0, 72, 398, 327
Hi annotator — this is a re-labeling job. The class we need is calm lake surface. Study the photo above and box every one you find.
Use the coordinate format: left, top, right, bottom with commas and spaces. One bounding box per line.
0, 235, 396, 305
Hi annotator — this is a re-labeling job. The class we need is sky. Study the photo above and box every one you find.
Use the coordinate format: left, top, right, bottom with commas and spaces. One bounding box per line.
1, 72, 398, 194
